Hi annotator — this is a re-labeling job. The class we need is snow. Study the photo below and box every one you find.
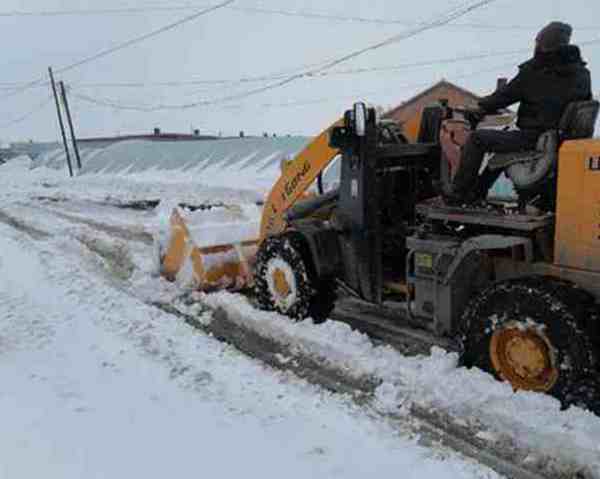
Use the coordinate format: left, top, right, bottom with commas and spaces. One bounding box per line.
3, 149, 600, 477
33, 136, 308, 193
181, 203, 262, 248
199, 287, 600, 475
0, 154, 33, 171
0, 160, 500, 479
1, 160, 265, 208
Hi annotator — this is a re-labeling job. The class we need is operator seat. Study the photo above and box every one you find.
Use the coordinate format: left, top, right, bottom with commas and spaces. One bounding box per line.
487, 100, 600, 206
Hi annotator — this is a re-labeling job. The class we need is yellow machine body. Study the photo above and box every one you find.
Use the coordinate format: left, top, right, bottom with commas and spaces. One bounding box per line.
158, 114, 600, 295
554, 139, 600, 273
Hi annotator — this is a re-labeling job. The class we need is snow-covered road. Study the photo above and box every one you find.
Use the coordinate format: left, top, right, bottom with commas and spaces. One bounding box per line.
0, 160, 498, 478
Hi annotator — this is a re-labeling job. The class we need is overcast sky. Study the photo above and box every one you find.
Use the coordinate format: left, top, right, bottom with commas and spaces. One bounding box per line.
1, 0, 598, 141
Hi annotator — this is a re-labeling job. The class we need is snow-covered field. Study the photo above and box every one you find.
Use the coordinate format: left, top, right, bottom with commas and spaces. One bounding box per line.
0, 157, 503, 478
1, 154, 600, 478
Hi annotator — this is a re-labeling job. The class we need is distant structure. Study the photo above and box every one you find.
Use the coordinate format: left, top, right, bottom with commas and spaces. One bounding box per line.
4, 141, 60, 160
77, 128, 218, 149
383, 79, 515, 141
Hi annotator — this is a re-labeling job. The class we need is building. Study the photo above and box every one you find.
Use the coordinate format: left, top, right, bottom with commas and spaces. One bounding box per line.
383, 79, 515, 141
77, 128, 218, 149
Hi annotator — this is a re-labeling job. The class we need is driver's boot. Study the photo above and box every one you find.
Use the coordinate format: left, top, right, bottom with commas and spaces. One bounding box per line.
443, 133, 486, 206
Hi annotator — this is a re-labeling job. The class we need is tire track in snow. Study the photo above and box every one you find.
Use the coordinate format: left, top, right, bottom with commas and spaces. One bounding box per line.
0, 209, 51, 240
0, 222, 498, 479
1, 201, 598, 479
155, 298, 594, 479
0, 209, 504, 479
30, 203, 154, 245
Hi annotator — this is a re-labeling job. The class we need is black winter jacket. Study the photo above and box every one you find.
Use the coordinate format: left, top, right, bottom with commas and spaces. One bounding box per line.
478, 45, 592, 132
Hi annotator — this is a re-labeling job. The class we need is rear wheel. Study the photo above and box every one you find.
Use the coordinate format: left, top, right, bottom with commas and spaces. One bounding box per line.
254, 235, 335, 323
461, 277, 598, 410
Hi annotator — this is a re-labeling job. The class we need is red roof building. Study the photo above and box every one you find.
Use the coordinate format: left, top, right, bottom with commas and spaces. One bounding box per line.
383, 80, 514, 141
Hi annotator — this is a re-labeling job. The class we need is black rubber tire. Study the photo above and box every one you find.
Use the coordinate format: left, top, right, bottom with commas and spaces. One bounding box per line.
563, 377, 600, 415
254, 235, 336, 323
460, 276, 599, 410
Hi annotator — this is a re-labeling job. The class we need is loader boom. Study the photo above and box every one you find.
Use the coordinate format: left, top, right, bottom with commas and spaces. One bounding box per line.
259, 119, 343, 239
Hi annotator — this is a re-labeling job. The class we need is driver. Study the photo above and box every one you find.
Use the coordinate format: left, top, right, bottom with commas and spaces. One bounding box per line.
444, 21, 592, 206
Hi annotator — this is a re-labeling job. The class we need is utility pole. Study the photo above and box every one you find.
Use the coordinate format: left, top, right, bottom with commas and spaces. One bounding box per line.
48, 67, 73, 177
59, 81, 82, 170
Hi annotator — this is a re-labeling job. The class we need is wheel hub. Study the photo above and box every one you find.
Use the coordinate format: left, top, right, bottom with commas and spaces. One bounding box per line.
265, 257, 298, 312
272, 268, 291, 298
490, 325, 558, 392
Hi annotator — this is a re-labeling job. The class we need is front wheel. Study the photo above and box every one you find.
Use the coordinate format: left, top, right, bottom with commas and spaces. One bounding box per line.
254, 235, 335, 323
461, 277, 598, 410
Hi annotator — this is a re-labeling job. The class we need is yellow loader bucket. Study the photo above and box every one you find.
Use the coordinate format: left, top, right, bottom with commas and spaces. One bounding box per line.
160, 208, 259, 291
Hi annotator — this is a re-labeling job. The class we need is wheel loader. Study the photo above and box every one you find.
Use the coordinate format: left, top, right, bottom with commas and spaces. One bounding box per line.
158, 99, 600, 410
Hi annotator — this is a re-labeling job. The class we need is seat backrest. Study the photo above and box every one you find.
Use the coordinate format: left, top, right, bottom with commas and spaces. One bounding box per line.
417, 105, 445, 144
558, 100, 600, 140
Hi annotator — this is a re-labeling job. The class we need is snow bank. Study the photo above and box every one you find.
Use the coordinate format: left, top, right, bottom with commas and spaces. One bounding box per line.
0, 154, 33, 171
34, 136, 309, 192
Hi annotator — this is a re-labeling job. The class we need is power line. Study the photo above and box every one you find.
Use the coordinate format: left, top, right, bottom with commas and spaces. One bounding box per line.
0, 5, 197, 16
232, 6, 597, 31
71, 59, 517, 113
0, 81, 49, 92
65, 34, 600, 115
0, 96, 54, 128
55, 0, 234, 75
0, 0, 234, 101
67, 48, 528, 90
0, 77, 48, 100
9, 35, 600, 92
1, 48, 521, 94
70, 29, 600, 114
0, 61, 321, 91
0, 3, 597, 32
67, 0, 499, 112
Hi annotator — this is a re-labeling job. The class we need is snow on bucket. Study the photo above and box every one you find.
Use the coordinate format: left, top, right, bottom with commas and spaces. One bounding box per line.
158, 203, 260, 291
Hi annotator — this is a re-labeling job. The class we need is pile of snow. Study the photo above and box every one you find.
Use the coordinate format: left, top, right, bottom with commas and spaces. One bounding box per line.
0, 156, 265, 208
177, 203, 261, 248
0, 154, 33, 171
34, 136, 309, 192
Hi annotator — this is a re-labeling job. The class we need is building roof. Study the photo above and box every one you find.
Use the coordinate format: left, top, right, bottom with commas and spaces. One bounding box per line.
78, 132, 218, 144
383, 79, 481, 119
383, 79, 515, 133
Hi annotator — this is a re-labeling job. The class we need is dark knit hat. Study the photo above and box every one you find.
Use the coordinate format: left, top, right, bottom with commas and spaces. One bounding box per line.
535, 22, 572, 52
